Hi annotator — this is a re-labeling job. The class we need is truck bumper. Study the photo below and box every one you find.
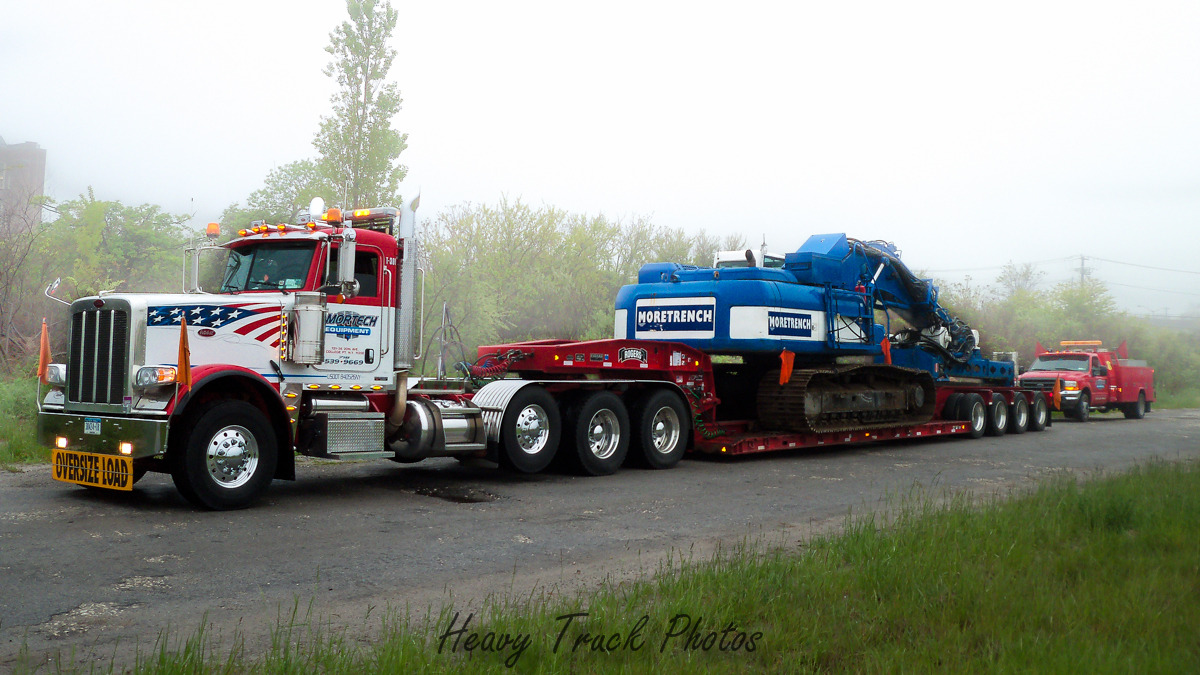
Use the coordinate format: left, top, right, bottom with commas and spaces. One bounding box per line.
38, 411, 170, 459
1059, 391, 1082, 409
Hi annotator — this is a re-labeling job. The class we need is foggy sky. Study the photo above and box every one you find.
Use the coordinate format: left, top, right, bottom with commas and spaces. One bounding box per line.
3, 0, 1198, 316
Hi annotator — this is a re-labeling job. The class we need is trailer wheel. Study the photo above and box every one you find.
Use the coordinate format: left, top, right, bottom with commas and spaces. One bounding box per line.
964, 394, 987, 438
1123, 392, 1146, 420
562, 391, 629, 476
628, 389, 690, 470
1008, 396, 1029, 434
498, 385, 560, 473
985, 393, 1009, 436
1074, 392, 1090, 423
1029, 394, 1049, 431
171, 400, 277, 510
942, 393, 963, 421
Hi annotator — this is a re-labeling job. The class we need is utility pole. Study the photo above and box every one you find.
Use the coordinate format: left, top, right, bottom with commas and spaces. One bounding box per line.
1078, 255, 1089, 283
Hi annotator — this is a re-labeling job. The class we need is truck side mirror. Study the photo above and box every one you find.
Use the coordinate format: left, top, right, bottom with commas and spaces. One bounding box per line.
333, 226, 359, 298
1096, 366, 1108, 377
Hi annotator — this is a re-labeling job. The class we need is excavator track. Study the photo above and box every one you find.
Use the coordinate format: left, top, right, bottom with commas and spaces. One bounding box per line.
756, 364, 936, 434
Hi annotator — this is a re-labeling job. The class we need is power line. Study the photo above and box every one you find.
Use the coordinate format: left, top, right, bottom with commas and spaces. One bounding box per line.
1094, 254, 1200, 273
1107, 281, 1200, 297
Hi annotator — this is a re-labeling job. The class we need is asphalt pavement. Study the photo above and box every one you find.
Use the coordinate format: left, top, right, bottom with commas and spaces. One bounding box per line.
2, 409, 1197, 669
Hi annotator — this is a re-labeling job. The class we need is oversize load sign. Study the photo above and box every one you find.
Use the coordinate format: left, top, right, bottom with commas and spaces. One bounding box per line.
634, 298, 716, 339
52, 449, 133, 491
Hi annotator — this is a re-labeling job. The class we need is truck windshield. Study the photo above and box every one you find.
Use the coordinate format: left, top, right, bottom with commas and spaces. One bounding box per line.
221, 243, 316, 293
1028, 355, 1090, 372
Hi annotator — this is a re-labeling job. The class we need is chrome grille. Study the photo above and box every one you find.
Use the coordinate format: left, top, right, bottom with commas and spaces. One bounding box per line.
67, 308, 129, 404
1021, 378, 1056, 391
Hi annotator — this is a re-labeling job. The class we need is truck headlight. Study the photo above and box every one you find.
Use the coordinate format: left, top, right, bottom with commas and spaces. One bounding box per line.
1062, 380, 1078, 390
44, 363, 68, 386
135, 366, 178, 387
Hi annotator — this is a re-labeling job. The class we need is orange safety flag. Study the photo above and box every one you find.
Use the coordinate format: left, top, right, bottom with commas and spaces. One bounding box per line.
1052, 377, 1062, 411
779, 349, 795, 386
37, 318, 51, 384
177, 315, 193, 392
880, 336, 892, 365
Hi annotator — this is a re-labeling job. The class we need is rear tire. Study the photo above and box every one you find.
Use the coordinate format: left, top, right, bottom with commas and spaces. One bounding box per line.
1008, 396, 1029, 434
562, 391, 629, 476
1123, 392, 1146, 420
1029, 394, 1049, 431
942, 393, 963, 421
628, 389, 690, 469
985, 393, 1009, 436
498, 385, 560, 473
964, 394, 987, 439
171, 400, 277, 510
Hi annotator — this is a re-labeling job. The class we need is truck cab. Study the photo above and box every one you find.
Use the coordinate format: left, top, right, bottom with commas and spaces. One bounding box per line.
1022, 351, 1109, 415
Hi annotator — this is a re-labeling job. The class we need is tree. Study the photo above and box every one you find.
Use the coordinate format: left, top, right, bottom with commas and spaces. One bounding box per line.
39, 190, 191, 298
245, 160, 335, 224
313, 0, 408, 209
0, 184, 50, 370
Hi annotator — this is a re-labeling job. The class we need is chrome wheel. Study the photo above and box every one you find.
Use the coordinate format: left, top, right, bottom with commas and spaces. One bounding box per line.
515, 404, 551, 455
586, 409, 621, 460
649, 406, 682, 456
205, 425, 259, 489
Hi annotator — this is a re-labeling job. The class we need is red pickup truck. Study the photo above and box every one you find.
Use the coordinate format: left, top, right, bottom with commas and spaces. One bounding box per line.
1017, 340, 1155, 422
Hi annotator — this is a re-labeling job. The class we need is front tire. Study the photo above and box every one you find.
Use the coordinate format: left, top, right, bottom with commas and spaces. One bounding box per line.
171, 400, 277, 510
498, 386, 560, 473
1074, 392, 1091, 423
562, 391, 629, 476
628, 389, 690, 470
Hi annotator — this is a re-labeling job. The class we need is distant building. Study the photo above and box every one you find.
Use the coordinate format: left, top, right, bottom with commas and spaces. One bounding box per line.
0, 136, 47, 226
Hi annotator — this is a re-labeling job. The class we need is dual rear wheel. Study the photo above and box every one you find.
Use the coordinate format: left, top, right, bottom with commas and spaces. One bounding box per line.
497, 386, 689, 476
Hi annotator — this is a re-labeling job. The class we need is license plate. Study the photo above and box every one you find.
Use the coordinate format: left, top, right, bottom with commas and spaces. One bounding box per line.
51, 449, 134, 491
84, 418, 101, 435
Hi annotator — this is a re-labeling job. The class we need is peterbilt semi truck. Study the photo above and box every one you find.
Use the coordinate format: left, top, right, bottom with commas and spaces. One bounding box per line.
38, 201, 1051, 509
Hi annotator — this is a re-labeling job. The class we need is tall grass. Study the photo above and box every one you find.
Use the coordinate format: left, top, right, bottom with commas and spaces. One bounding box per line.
16, 460, 1199, 673
0, 377, 44, 466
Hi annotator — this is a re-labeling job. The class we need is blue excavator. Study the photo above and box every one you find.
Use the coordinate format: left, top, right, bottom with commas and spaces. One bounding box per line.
614, 233, 1015, 434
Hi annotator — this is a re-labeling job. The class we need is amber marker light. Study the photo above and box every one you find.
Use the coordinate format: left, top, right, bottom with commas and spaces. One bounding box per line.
205, 222, 220, 239
371, 385, 383, 390
286, 405, 297, 412
307, 384, 319, 390
277, 224, 286, 231
119, 442, 133, 455
330, 385, 341, 390
285, 392, 297, 398
238, 229, 248, 237
351, 385, 361, 390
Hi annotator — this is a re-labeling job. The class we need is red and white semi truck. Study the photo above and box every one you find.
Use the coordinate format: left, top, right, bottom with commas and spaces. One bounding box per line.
37, 202, 1052, 509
